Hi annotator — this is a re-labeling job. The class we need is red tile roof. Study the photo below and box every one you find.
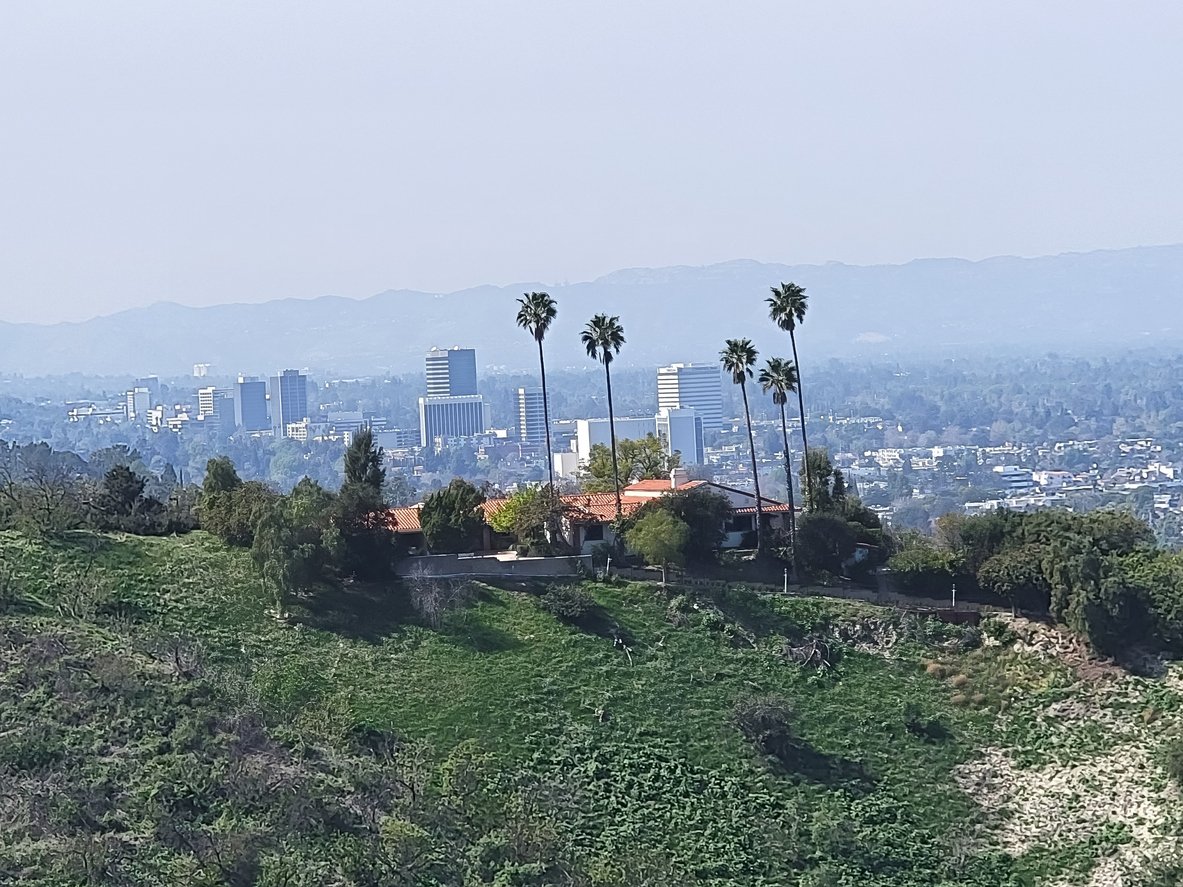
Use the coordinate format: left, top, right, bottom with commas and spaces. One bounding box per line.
389, 482, 793, 534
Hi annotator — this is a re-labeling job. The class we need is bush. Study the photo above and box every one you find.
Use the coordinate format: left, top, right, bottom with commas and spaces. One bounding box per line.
539, 587, 595, 624
1163, 737, 1183, 786
731, 694, 795, 759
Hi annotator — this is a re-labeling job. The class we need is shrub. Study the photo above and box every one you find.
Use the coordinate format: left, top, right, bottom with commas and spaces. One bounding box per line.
1163, 737, 1183, 786
732, 694, 795, 758
539, 587, 595, 624
950, 674, 970, 689
902, 702, 950, 741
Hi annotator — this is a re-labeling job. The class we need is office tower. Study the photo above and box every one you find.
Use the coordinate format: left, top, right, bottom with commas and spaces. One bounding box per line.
192, 363, 212, 378
657, 363, 723, 432
425, 347, 478, 397
133, 376, 160, 408
269, 369, 309, 438
517, 387, 547, 443
197, 386, 235, 431
126, 387, 151, 422
655, 407, 705, 465
418, 395, 485, 448
234, 376, 270, 432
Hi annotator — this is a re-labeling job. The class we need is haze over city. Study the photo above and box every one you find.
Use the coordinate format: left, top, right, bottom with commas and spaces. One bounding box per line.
7, 5, 1183, 884
3, 1, 1182, 323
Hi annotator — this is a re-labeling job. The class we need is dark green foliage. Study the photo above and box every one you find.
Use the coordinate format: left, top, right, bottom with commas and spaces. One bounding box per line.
978, 544, 1052, 611
732, 694, 796, 759
342, 427, 385, 490
199, 480, 277, 547
421, 478, 486, 553
627, 509, 690, 579
931, 507, 1178, 655
202, 455, 242, 495
796, 513, 857, 575
251, 479, 336, 613
1163, 737, 1183, 786
329, 480, 400, 579
538, 586, 595, 624
887, 543, 962, 597
95, 464, 145, 517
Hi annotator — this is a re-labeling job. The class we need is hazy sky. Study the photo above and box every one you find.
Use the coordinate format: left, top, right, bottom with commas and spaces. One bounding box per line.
2, 2, 1181, 324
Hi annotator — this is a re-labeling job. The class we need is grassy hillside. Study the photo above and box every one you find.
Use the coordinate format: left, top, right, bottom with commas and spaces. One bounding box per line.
1, 530, 1180, 886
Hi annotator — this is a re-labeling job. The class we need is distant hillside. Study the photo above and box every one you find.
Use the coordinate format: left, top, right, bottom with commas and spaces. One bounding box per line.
3, 245, 1183, 376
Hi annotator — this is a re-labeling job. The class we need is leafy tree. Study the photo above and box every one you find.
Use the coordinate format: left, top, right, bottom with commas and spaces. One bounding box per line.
203, 456, 242, 495
887, 542, 962, 597
252, 486, 334, 617
759, 356, 801, 578
720, 338, 764, 552
516, 291, 558, 491
767, 282, 812, 505
657, 487, 733, 562
580, 436, 681, 491
978, 544, 1051, 611
795, 513, 856, 575
581, 314, 626, 518
96, 465, 146, 518
487, 486, 557, 554
627, 509, 690, 585
200, 476, 278, 547
420, 479, 487, 553
343, 427, 385, 491
800, 448, 836, 513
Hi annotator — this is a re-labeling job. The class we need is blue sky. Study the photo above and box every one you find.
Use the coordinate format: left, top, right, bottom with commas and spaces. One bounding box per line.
1, 1, 1181, 322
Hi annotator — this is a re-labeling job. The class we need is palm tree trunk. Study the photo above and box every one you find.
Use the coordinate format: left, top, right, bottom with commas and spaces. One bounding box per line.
789, 329, 812, 510
779, 401, 799, 582
538, 337, 561, 548
538, 339, 555, 489
740, 380, 764, 552
604, 362, 622, 519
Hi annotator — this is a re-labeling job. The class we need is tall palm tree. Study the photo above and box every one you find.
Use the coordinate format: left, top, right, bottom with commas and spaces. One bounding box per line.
581, 314, 626, 518
767, 282, 812, 508
759, 357, 800, 580
720, 338, 764, 553
515, 292, 558, 490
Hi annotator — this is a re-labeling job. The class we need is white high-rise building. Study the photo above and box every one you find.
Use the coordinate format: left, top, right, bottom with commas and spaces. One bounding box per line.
517, 388, 547, 443
657, 363, 723, 432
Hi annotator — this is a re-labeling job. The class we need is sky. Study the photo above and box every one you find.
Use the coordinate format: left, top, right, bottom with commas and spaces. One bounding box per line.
1, 2, 1181, 324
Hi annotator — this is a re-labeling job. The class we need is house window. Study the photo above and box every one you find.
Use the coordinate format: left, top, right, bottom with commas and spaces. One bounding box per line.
725, 515, 751, 533
584, 524, 605, 542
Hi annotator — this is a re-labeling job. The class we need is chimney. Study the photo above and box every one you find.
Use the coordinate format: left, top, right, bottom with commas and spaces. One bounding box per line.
670, 467, 690, 489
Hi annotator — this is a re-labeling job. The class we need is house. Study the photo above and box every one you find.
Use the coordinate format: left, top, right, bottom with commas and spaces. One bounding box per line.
491, 470, 794, 555
390, 471, 795, 556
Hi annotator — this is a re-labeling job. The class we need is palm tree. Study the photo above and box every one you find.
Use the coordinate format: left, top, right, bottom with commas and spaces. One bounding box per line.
767, 282, 813, 508
759, 357, 800, 580
581, 314, 626, 518
720, 338, 764, 553
515, 292, 558, 490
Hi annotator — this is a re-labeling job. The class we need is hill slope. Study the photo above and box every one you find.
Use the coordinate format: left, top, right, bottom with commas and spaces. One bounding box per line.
3, 245, 1183, 375
0, 530, 1180, 885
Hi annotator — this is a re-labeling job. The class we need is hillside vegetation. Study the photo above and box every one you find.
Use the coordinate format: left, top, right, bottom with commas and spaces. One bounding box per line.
1, 530, 1181, 886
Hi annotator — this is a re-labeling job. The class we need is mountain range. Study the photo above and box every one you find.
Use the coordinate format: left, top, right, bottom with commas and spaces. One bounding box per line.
3, 245, 1182, 377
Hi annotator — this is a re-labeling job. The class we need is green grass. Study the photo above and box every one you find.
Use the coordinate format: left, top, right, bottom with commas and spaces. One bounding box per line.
0, 529, 1176, 885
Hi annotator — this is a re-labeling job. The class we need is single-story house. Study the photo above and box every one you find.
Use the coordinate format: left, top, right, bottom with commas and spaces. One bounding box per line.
386, 471, 794, 556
